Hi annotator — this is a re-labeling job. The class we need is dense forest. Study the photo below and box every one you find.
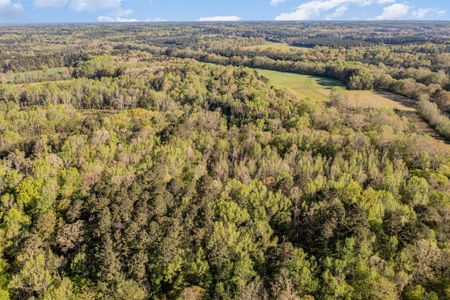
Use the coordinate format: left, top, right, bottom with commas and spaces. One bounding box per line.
0, 22, 449, 300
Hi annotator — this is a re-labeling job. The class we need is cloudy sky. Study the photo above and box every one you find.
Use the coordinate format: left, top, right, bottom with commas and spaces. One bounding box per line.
0, 0, 448, 23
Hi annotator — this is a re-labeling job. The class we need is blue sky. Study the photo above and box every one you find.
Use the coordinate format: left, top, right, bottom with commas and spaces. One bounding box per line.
0, 0, 448, 23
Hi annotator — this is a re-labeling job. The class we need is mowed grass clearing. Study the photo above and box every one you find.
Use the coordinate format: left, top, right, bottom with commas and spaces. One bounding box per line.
256, 68, 416, 112
256, 69, 342, 102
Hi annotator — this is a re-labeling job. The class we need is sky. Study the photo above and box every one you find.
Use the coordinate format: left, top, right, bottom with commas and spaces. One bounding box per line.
0, 0, 448, 23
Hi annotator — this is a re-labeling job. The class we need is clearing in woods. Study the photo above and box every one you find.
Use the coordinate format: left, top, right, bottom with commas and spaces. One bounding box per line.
255, 69, 342, 102
256, 68, 415, 111
256, 68, 450, 152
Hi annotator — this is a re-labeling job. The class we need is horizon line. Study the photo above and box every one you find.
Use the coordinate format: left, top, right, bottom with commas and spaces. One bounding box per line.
0, 19, 450, 26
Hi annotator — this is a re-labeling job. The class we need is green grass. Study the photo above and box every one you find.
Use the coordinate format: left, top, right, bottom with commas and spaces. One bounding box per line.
255, 69, 343, 101
256, 69, 418, 112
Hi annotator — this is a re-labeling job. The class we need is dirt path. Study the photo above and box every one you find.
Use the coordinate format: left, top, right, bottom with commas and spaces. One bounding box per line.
348, 89, 450, 152
371, 91, 446, 138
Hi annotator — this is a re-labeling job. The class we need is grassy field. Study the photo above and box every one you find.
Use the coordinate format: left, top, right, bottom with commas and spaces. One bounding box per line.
256, 69, 418, 112
342, 90, 416, 112
256, 69, 342, 102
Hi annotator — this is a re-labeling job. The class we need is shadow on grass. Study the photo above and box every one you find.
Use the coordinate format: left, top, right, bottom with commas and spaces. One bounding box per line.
315, 77, 343, 89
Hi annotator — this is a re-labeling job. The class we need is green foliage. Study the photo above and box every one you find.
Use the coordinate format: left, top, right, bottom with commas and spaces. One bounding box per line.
43, 277, 75, 300
271, 243, 318, 297
9, 251, 53, 297
72, 56, 123, 79
0, 47, 448, 300
402, 176, 429, 206
418, 97, 450, 139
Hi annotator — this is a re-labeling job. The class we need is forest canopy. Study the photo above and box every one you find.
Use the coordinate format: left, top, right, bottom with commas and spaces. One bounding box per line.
0, 22, 449, 300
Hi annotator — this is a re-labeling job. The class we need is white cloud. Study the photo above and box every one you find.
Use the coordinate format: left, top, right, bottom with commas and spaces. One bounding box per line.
97, 16, 167, 22
98, 8, 137, 22
411, 8, 446, 19
33, 0, 67, 8
271, 0, 287, 5
327, 5, 348, 19
97, 9, 167, 22
115, 8, 132, 17
149, 17, 167, 21
197, 16, 241, 22
33, 0, 151, 22
436, 10, 446, 17
374, 3, 409, 20
411, 8, 429, 19
274, 0, 442, 20
0, 0, 23, 16
97, 16, 138, 22
33, 0, 122, 11
275, 0, 392, 20
33, 0, 171, 22
69, 0, 121, 12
